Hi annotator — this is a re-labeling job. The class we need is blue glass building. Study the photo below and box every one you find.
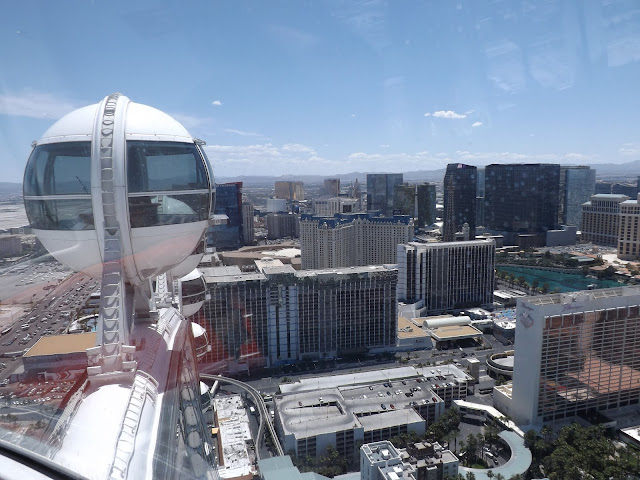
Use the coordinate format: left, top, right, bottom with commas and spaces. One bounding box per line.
208, 182, 244, 250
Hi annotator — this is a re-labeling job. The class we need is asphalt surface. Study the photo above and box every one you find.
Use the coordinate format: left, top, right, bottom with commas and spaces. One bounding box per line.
0, 272, 97, 381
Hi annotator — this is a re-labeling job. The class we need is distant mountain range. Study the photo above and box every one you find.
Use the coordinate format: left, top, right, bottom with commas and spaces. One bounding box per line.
0, 182, 22, 194
218, 159, 640, 185
3, 159, 640, 192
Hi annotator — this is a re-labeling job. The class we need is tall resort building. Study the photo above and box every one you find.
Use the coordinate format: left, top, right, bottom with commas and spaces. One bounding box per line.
300, 213, 413, 270
511, 286, 640, 425
619, 193, 640, 260
208, 182, 244, 250
396, 239, 495, 315
367, 173, 403, 216
197, 264, 397, 373
560, 166, 596, 229
484, 163, 560, 243
581, 194, 629, 246
443, 164, 477, 241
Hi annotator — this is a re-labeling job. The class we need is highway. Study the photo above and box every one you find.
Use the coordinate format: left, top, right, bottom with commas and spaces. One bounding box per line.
200, 373, 284, 459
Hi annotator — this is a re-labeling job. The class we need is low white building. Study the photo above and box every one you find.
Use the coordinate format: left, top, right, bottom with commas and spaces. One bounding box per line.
213, 395, 257, 479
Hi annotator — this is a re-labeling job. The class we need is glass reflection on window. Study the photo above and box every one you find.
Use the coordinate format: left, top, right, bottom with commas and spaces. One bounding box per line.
127, 141, 209, 193
24, 142, 91, 196
129, 193, 209, 228
25, 198, 94, 230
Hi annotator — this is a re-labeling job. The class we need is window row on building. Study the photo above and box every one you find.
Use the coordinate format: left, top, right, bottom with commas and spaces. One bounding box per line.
195, 265, 397, 374
300, 213, 413, 270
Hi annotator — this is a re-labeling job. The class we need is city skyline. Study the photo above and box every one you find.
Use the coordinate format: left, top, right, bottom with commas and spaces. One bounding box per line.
2, 1, 640, 183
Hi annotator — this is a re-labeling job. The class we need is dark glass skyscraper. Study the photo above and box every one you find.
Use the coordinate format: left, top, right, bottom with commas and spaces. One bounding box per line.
208, 182, 243, 250
559, 166, 595, 229
367, 173, 403, 216
417, 183, 437, 227
393, 184, 415, 217
443, 164, 477, 241
485, 164, 560, 235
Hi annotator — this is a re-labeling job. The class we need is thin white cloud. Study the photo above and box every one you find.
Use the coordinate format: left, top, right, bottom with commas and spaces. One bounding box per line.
604, 5, 640, 67
334, 0, 389, 52
346, 149, 599, 172
620, 142, 640, 157
0, 91, 78, 119
169, 113, 212, 130
223, 128, 265, 138
485, 40, 526, 93
425, 110, 467, 119
203, 142, 339, 177
281, 143, 316, 154
267, 25, 318, 53
383, 76, 404, 88
211, 100, 222, 106
379, 144, 390, 148
472, 121, 483, 128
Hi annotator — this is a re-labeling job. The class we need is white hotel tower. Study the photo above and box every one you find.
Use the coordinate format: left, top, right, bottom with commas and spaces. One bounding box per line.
511, 286, 640, 425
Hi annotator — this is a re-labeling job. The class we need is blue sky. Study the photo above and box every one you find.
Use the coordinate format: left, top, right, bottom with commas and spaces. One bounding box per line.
1, 0, 640, 183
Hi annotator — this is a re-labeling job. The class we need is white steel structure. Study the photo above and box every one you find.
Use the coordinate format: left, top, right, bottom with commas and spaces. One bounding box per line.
21, 94, 220, 479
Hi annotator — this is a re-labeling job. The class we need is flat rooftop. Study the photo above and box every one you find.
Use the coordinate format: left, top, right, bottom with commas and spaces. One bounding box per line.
523, 285, 640, 307
276, 378, 443, 438
397, 317, 429, 339
362, 441, 400, 463
358, 409, 425, 431
429, 324, 483, 341
214, 394, 256, 479
494, 383, 513, 398
279, 366, 422, 394
25, 332, 97, 357
620, 426, 640, 444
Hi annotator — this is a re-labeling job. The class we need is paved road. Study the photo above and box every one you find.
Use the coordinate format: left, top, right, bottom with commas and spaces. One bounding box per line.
0, 273, 97, 382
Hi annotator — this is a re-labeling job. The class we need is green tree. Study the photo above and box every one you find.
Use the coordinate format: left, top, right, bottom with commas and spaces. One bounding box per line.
524, 429, 538, 449
466, 433, 479, 465
541, 282, 550, 294
484, 424, 500, 449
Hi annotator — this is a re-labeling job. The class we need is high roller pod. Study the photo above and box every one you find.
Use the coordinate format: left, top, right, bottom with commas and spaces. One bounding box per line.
24, 93, 215, 372
23, 93, 214, 284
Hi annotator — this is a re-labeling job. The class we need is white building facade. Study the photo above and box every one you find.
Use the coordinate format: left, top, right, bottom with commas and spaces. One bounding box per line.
619, 194, 640, 260
581, 194, 628, 246
300, 213, 413, 270
512, 286, 640, 425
